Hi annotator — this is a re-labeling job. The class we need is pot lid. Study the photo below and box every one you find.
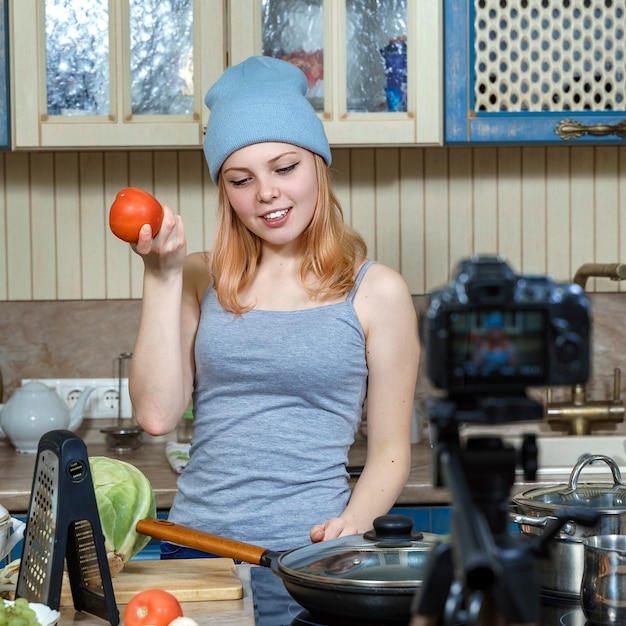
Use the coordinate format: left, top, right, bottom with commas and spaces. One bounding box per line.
276, 515, 442, 590
514, 454, 626, 511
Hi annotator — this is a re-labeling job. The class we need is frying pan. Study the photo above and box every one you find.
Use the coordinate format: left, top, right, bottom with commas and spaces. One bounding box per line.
136, 514, 440, 624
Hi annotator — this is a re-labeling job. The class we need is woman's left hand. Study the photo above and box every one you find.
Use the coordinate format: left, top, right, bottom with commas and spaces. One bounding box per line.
310, 517, 358, 543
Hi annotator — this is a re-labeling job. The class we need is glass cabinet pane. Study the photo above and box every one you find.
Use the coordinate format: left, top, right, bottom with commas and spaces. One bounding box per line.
346, 0, 406, 113
44, 0, 194, 118
261, 0, 324, 112
45, 0, 110, 115
129, 0, 194, 115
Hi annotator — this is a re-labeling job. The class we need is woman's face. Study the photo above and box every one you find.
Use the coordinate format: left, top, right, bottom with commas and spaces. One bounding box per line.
220, 142, 319, 248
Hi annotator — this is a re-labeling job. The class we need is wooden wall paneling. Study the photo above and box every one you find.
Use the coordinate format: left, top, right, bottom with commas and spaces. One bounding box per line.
520, 148, 547, 275
447, 147, 474, 276
593, 146, 620, 291
54, 152, 82, 300
201, 162, 218, 251
349, 149, 377, 260
0, 154, 6, 299
4, 153, 31, 299
570, 147, 596, 288
178, 151, 205, 254
423, 147, 449, 291
104, 152, 132, 299
79, 152, 106, 299
472, 148, 498, 256
545, 147, 571, 283
330, 149, 351, 225
29, 153, 56, 300
496, 148, 522, 272
374, 148, 401, 271
153, 151, 179, 211
399, 148, 425, 295
128, 152, 155, 299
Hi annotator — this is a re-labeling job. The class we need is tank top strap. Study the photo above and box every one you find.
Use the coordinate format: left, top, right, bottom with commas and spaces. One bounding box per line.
347, 260, 376, 303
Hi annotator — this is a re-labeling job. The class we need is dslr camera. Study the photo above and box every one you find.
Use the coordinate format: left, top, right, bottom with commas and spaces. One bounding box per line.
426, 255, 591, 402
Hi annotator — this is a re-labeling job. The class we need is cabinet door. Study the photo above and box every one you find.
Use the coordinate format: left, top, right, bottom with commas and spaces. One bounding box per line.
0, 0, 8, 148
9, 0, 225, 149
445, 0, 626, 144
228, 0, 442, 146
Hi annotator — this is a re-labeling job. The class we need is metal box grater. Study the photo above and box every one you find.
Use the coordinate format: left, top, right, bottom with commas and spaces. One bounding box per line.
16, 430, 119, 624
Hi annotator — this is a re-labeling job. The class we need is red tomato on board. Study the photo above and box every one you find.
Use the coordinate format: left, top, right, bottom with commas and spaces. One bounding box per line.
109, 187, 164, 243
123, 588, 183, 626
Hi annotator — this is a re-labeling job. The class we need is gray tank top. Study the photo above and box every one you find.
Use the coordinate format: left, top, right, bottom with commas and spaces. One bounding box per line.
168, 261, 374, 550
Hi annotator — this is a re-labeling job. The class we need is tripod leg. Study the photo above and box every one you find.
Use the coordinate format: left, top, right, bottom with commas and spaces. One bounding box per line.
411, 541, 454, 624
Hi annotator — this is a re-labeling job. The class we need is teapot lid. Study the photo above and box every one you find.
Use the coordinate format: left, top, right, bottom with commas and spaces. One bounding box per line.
20, 381, 55, 392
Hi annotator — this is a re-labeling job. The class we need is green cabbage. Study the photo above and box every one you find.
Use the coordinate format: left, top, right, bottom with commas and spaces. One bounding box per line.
89, 456, 157, 575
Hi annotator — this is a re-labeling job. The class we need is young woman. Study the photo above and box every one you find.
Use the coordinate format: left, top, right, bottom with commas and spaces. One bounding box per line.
129, 55, 419, 553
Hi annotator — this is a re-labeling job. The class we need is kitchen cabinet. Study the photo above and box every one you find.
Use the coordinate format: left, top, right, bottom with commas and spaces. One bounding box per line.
0, 0, 8, 149
9, 0, 225, 149
445, 0, 626, 145
228, 0, 442, 146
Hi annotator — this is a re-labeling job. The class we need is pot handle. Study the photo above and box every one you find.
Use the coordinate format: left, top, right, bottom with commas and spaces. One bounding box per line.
136, 518, 272, 566
569, 454, 624, 490
511, 513, 577, 536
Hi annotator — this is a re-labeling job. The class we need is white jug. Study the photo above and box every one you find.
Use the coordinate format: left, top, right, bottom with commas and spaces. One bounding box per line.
0, 381, 94, 453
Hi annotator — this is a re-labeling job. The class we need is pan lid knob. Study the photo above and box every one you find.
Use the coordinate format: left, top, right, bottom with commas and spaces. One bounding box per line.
363, 514, 424, 542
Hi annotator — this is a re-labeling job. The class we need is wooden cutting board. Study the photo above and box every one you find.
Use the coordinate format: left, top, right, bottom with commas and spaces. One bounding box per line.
60, 558, 243, 605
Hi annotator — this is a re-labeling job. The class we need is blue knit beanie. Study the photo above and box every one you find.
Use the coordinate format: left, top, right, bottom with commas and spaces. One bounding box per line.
204, 55, 331, 184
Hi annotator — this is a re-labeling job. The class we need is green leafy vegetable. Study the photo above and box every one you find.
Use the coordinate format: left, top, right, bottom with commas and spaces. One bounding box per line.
90, 456, 157, 575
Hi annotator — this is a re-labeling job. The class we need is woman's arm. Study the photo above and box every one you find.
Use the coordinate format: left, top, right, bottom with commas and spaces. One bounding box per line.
310, 263, 419, 541
128, 207, 206, 436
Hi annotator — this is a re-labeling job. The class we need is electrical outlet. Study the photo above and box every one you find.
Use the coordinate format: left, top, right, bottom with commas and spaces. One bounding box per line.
22, 378, 133, 419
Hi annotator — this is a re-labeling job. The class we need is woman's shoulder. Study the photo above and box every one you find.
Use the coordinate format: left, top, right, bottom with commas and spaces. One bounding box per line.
357, 260, 412, 301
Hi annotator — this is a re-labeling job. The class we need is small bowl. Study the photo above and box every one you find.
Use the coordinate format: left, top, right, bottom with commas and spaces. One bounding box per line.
100, 425, 143, 453
3, 600, 61, 626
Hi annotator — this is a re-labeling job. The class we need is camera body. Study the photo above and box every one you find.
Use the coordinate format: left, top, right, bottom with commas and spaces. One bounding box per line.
426, 255, 591, 397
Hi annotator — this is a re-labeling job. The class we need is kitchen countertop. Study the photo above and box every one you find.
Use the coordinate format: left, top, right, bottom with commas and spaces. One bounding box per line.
58, 564, 257, 626
0, 431, 571, 514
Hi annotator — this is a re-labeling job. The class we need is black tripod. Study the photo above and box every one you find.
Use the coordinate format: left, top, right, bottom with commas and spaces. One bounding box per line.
411, 397, 598, 626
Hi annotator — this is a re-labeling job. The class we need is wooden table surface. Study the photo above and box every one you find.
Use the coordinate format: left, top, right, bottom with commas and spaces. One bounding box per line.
58, 564, 256, 626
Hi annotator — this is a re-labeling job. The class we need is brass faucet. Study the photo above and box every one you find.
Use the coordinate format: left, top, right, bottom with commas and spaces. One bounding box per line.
546, 368, 624, 435
573, 263, 626, 289
545, 262, 626, 435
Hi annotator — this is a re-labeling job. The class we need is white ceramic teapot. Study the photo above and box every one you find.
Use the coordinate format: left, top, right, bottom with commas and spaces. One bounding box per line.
0, 381, 94, 453
0, 503, 25, 562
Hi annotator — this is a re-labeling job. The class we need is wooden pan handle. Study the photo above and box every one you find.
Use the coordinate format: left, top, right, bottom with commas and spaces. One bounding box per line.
136, 518, 270, 566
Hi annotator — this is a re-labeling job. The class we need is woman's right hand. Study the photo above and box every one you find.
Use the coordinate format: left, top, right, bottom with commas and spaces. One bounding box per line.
133, 204, 187, 274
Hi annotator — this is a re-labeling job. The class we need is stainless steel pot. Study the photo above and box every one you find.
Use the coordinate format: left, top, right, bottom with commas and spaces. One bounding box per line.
512, 454, 626, 599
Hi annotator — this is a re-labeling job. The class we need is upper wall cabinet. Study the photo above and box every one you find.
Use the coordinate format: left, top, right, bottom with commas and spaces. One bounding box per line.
9, 0, 225, 149
228, 0, 442, 146
445, 0, 626, 144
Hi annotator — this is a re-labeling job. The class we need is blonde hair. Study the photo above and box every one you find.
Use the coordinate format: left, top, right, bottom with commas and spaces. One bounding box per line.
209, 154, 367, 314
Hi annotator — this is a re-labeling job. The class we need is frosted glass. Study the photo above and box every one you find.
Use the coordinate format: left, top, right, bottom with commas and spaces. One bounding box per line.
261, 0, 406, 113
129, 0, 194, 115
46, 0, 110, 115
45, 0, 194, 117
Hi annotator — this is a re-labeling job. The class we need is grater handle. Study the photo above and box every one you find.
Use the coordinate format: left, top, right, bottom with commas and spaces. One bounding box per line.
136, 518, 271, 566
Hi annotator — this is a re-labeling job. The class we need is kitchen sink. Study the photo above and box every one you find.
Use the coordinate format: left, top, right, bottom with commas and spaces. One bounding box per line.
503, 435, 626, 477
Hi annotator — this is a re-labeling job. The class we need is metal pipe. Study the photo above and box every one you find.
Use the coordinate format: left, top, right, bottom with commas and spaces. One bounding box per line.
573, 263, 626, 289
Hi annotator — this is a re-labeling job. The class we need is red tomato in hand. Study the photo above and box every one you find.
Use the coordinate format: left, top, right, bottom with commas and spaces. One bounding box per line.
123, 588, 183, 626
109, 187, 164, 243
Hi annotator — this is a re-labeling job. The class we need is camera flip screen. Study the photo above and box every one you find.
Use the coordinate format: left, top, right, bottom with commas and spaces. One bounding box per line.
448, 309, 547, 388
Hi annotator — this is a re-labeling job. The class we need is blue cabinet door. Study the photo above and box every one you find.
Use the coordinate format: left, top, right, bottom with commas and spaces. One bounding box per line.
444, 0, 626, 145
0, 0, 8, 149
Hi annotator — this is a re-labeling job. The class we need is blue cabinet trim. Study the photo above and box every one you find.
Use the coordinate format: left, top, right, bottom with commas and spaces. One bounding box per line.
444, 0, 626, 145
